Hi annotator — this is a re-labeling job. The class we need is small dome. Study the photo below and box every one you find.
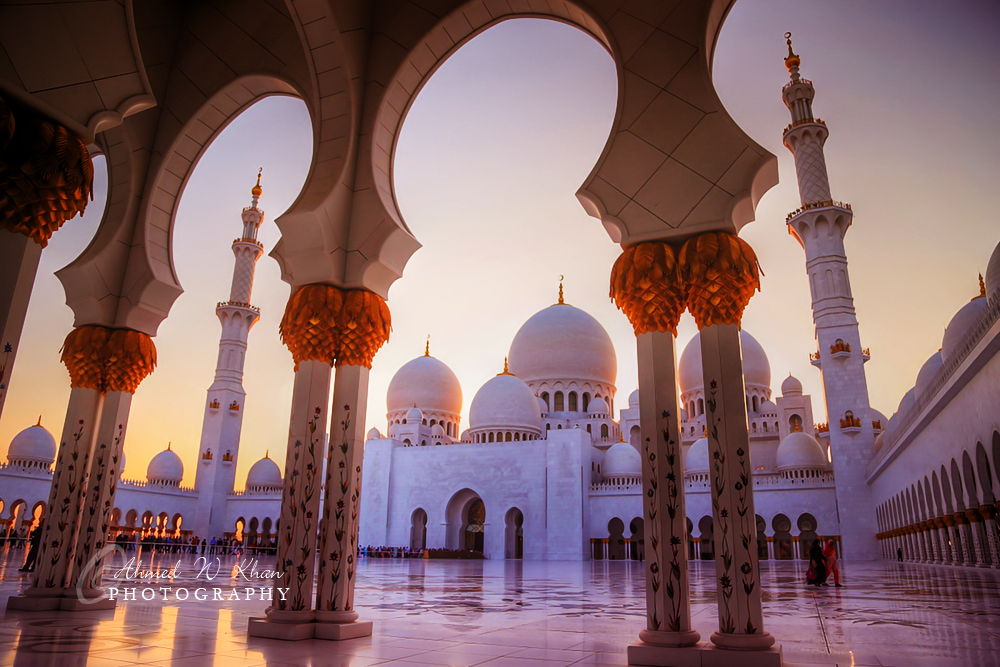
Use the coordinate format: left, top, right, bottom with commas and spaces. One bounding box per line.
987, 241, 1000, 300
469, 373, 542, 433
589, 397, 609, 415
759, 400, 777, 414
246, 454, 282, 489
896, 388, 917, 421
781, 375, 803, 396
874, 432, 885, 453
537, 396, 548, 413
679, 330, 770, 396
914, 351, 943, 398
602, 441, 641, 478
431, 423, 444, 437
387, 355, 462, 415
869, 407, 888, 431
628, 390, 640, 408
942, 298, 987, 363
7, 422, 56, 464
406, 406, 423, 423
776, 432, 828, 471
460, 429, 470, 442
147, 446, 184, 483
367, 427, 381, 440
685, 437, 710, 475
508, 303, 617, 386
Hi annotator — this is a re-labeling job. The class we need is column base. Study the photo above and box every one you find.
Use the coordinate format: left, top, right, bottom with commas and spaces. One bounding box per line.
638, 628, 701, 647
628, 642, 782, 666
314, 620, 373, 640
5, 594, 62, 612
248, 616, 316, 641
247, 617, 374, 641
710, 631, 776, 650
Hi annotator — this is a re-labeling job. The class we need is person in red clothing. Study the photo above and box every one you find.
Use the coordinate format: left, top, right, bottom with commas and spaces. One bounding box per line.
824, 539, 842, 587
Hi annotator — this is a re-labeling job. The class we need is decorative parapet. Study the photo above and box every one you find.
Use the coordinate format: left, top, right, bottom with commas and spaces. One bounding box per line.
782, 77, 813, 92
815, 422, 829, 433
217, 300, 261, 313
782, 117, 826, 134
786, 200, 852, 222
840, 414, 862, 430
830, 340, 851, 354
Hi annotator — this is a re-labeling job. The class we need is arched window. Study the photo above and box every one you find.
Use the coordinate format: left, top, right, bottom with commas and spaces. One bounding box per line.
403, 438, 411, 446
752, 422, 757, 433
601, 424, 609, 439
789, 414, 803, 432
541, 392, 550, 411
514, 432, 520, 441
422, 418, 427, 425
446, 422, 452, 436
775, 422, 779, 431
546, 423, 551, 431
430, 419, 437, 427
488, 432, 494, 443
557, 424, 563, 430
505, 432, 512, 442
586, 424, 592, 433
582, 393, 590, 412
698, 398, 704, 416
752, 396, 758, 412
554, 392, 565, 411
568, 392, 578, 412
763, 422, 769, 432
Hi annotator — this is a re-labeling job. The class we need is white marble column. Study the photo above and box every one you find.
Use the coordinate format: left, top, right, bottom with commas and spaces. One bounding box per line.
0, 229, 42, 422
629, 331, 699, 658
67, 391, 132, 609
945, 520, 960, 564
314, 363, 374, 640
700, 324, 775, 651
955, 514, 974, 565
979, 508, 1000, 567
8, 387, 103, 610
250, 360, 331, 638
966, 511, 989, 566
927, 524, 940, 563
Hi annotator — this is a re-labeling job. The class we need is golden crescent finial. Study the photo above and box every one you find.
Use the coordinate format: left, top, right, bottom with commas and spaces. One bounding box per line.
558, 275, 565, 305
36, 415, 42, 427
252, 168, 263, 197
167, 441, 172, 451
265, 449, 269, 459
784, 31, 800, 71
425, 335, 430, 356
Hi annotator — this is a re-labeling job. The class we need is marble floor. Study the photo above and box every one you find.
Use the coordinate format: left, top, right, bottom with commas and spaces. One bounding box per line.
1, 548, 999, 667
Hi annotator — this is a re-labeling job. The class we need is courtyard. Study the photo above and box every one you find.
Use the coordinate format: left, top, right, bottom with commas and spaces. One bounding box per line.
1, 550, 999, 667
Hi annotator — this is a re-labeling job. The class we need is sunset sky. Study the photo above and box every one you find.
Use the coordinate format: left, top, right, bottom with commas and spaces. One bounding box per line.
2, 0, 998, 488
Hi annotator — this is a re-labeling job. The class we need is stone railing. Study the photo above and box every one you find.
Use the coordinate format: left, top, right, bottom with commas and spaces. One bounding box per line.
782, 77, 813, 92
872, 293, 1000, 470
590, 476, 642, 492
229, 488, 283, 497
684, 470, 835, 491
786, 200, 852, 222
783, 117, 826, 134
217, 300, 260, 313
119, 478, 198, 494
0, 461, 53, 475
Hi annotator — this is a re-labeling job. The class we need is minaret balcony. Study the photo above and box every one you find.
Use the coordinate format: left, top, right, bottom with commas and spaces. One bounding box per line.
861, 347, 871, 363
809, 351, 822, 367
785, 200, 851, 223
217, 300, 260, 313
815, 422, 829, 438
782, 117, 826, 135
839, 414, 863, 434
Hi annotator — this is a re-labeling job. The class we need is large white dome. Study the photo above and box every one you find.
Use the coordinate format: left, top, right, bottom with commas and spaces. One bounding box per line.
508, 304, 616, 385
776, 432, 828, 471
679, 330, 770, 395
986, 240, 1000, 300
7, 422, 56, 464
914, 351, 943, 398
469, 373, 542, 433
603, 442, 641, 478
941, 297, 987, 363
387, 355, 462, 415
685, 437, 710, 474
147, 446, 183, 483
246, 454, 282, 489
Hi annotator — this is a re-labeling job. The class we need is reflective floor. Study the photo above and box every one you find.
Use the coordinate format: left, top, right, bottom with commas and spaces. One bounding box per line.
1, 548, 999, 666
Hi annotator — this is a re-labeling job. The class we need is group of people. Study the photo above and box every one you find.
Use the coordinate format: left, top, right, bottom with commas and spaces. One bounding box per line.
107, 532, 278, 556
360, 545, 424, 559
806, 538, 842, 587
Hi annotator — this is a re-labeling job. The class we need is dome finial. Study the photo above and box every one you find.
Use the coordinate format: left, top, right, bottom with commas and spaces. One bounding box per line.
498, 357, 513, 376
252, 168, 263, 197
974, 273, 986, 300
36, 415, 42, 427
784, 31, 800, 73
167, 441, 172, 451
265, 449, 269, 459
425, 335, 430, 356
558, 275, 565, 305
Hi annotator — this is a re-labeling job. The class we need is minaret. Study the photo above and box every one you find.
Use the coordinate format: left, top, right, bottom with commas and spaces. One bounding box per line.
191, 171, 266, 540
781, 35, 879, 560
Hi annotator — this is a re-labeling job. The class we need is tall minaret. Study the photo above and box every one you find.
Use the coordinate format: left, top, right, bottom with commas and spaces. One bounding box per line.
191, 171, 266, 540
781, 36, 879, 560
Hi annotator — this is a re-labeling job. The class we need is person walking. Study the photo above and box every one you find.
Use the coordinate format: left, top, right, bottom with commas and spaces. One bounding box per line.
19, 525, 42, 572
823, 539, 842, 587
897, 547, 904, 562
807, 539, 827, 586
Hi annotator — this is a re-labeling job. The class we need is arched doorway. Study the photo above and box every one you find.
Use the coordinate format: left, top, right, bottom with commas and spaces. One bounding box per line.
629, 517, 644, 561
505, 508, 524, 559
607, 518, 626, 560
411, 508, 428, 552
445, 489, 485, 553
772, 514, 793, 560
756, 515, 769, 560
699, 516, 714, 560
797, 513, 819, 560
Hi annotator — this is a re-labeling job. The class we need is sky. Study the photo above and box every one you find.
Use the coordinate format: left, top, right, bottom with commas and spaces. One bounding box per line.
2, 0, 998, 489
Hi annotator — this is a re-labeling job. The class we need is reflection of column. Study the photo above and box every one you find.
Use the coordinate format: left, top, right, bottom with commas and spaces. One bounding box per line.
917, 524, 928, 562
610, 243, 700, 663
944, 519, 960, 564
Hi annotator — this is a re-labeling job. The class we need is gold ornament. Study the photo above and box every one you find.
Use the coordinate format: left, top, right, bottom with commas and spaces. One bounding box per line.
60, 325, 156, 393
609, 242, 686, 335
279, 284, 342, 369
335, 289, 391, 368
679, 232, 761, 329
0, 95, 94, 247
279, 284, 391, 369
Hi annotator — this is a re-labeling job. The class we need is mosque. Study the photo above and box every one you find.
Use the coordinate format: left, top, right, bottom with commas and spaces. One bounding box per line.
2, 39, 999, 574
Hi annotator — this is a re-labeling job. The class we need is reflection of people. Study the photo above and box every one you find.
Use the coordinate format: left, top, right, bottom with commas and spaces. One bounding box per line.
19, 526, 42, 572
824, 539, 842, 587
807, 539, 827, 586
